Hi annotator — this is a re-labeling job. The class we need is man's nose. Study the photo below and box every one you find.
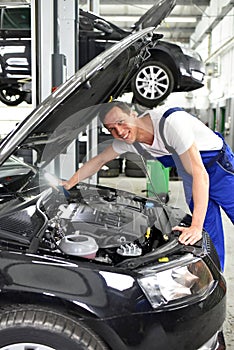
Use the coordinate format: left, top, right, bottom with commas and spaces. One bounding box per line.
115, 124, 123, 136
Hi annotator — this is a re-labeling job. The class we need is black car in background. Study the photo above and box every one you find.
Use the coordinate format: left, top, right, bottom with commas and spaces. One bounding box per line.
0, 19, 226, 350
79, 4, 205, 107
0, 0, 205, 107
0, 6, 31, 106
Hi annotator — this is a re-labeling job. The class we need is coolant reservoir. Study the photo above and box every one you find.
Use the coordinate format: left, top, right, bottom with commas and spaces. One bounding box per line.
59, 234, 98, 259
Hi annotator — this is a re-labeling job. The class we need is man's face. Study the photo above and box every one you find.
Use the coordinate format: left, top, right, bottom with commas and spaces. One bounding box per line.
103, 106, 137, 144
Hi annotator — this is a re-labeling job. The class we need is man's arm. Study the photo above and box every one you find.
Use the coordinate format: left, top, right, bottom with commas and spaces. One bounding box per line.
173, 142, 209, 245
62, 144, 119, 190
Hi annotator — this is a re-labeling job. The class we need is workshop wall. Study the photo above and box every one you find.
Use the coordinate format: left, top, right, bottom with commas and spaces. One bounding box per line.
191, 0, 234, 147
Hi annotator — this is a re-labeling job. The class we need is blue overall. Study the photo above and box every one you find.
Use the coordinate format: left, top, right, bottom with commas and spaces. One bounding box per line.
135, 107, 234, 271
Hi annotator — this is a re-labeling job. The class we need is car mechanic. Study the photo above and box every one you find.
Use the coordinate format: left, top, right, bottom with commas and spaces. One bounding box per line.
62, 101, 234, 271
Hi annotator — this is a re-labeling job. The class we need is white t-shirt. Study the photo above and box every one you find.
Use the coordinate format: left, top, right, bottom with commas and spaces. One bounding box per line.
112, 105, 223, 157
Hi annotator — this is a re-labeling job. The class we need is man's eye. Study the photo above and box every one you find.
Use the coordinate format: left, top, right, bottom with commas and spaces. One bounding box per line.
118, 120, 124, 125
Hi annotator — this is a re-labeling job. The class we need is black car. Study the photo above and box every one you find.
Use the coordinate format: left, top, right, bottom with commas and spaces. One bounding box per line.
0, 20, 226, 350
79, 2, 205, 107
0, 6, 31, 106
0, 0, 205, 107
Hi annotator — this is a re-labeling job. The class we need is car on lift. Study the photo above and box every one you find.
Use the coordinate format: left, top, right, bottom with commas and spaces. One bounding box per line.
0, 0, 204, 107
0, 6, 31, 106
0, 9, 226, 350
79, 2, 205, 107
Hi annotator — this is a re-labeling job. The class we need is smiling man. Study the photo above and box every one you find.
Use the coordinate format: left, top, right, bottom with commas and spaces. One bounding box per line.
62, 101, 234, 271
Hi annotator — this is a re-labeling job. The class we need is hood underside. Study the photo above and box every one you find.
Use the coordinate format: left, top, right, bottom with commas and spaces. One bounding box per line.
133, 0, 176, 31
0, 27, 157, 166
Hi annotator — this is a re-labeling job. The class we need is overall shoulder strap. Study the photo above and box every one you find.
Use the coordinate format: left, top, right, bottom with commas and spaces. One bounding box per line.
133, 142, 155, 160
159, 107, 184, 154
133, 107, 184, 158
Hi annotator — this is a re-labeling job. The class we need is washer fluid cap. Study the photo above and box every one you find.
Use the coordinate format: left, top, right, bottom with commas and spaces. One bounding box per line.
145, 201, 154, 208
59, 234, 98, 258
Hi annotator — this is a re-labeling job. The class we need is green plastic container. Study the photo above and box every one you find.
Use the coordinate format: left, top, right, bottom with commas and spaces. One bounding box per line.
146, 160, 170, 202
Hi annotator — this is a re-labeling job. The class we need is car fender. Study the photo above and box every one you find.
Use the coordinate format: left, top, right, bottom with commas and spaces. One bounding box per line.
0, 251, 142, 318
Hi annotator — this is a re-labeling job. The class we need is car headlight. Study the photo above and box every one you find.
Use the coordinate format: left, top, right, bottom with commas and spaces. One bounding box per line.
181, 46, 202, 61
191, 70, 204, 82
138, 255, 214, 308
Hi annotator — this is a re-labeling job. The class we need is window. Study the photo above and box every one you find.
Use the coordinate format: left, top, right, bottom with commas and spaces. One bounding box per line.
1, 8, 30, 30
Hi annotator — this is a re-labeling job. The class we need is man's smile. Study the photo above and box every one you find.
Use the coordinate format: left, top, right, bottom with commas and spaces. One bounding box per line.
118, 130, 132, 142
119, 131, 129, 139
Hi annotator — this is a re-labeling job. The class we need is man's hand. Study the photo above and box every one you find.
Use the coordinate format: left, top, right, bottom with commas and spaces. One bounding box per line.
61, 180, 72, 190
173, 225, 202, 245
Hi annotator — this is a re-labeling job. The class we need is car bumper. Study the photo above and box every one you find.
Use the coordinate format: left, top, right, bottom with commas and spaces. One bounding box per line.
177, 55, 205, 91
177, 74, 204, 91
86, 282, 226, 350
197, 331, 221, 350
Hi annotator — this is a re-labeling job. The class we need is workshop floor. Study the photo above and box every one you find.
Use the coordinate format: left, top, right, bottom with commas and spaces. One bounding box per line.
99, 175, 234, 349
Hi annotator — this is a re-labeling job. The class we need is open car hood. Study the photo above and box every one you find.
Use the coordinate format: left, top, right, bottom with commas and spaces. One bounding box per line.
0, 27, 156, 166
133, 0, 176, 31
80, 0, 176, 35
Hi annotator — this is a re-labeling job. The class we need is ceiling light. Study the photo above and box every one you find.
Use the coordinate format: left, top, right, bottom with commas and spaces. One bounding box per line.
104, 16, 139, 22
164, 17, 197, 23
103, 16, 197, 24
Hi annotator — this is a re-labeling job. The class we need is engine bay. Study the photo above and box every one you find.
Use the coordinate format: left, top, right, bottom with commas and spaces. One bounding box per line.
0, 183, 187, 265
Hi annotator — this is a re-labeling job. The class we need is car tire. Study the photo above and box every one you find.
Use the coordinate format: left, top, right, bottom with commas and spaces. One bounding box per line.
98, 167, 120, 177
125, 168, 145, 178
125, 160, 143, 170
0, 305, 108, 350
124, 153, 145, 177
124, 152, 143, 163
131, 60, 174, 108
0, 87, 26, 106
98, 159, 120, 177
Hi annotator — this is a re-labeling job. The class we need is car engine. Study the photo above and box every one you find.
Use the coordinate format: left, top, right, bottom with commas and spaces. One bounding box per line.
0, 184, 186, 265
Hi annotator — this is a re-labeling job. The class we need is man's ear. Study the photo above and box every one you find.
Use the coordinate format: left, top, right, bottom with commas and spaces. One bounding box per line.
130, 110, 138, 118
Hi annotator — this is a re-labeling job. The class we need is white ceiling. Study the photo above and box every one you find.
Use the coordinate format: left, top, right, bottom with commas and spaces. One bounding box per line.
80, 0, 211, 44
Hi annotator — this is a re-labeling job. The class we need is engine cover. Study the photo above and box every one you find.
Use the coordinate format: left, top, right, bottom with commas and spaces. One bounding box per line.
58, 200, 148, 248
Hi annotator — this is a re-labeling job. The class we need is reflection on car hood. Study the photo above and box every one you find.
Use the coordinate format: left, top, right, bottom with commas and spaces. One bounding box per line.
0, 27, 156, 166
133, 0, 176, 31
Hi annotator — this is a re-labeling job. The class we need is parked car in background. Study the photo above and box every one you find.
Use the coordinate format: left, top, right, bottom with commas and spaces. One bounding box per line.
0, 24, 226, 350
0, 6, 31, 106
0, 0, 205, 107
79, 1, 205, 107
